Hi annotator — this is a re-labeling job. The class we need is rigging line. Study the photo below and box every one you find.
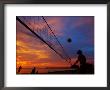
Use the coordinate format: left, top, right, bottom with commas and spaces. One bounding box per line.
42, 16, 72, 64
16, 16, 68, 62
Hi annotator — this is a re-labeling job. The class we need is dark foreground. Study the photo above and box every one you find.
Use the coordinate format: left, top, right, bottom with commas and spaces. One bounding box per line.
17, 63, 94, 74
48, 63, 94, 74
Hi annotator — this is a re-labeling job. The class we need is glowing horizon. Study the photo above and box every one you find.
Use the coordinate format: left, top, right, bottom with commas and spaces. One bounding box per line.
16, 16, 94, 70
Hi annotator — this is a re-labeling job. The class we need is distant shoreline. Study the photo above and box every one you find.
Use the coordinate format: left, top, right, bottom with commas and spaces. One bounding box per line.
16, 63, 94, 74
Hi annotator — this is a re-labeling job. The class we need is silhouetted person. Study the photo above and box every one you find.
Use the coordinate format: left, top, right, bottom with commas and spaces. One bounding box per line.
36, 71, 38, 74
74, 50, 86, 74
18, 66, 22, 73
31, 67, 36, 74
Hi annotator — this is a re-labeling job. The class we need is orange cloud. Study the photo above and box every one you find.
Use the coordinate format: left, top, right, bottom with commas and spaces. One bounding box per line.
16, 40, 50, 60
16, 17, 73, 69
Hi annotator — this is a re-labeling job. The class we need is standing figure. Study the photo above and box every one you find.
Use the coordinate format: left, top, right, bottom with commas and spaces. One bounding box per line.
31, 67, 36, 74
73, 50, 86, 73
18, 66, 22, 73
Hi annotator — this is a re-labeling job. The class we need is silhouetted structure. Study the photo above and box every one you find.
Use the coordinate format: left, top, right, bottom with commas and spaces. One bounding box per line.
17, 17, 72, 66
85, 63, 94, 74
17, 17, 94, 74
71, 50, 87, 74
31, 67, 36, 74
18, 66, 22, 73
36, 71, 38, 74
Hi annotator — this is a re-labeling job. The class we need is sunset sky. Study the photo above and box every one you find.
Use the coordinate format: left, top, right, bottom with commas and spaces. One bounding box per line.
16, 16, 94, 69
